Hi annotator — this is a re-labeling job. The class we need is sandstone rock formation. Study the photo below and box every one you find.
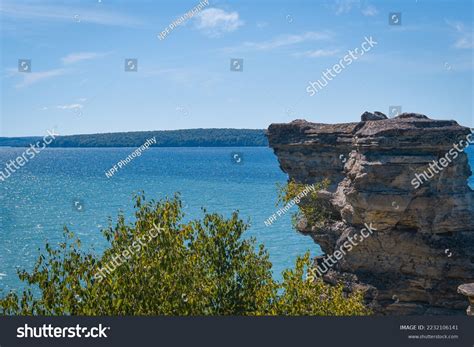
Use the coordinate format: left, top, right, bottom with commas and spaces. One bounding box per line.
361, 111, 388, 121
457, 283, 474, 315
267, 113, 474, 315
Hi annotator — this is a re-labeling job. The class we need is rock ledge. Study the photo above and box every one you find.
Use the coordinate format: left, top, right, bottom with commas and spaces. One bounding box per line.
267, 114, 474, 315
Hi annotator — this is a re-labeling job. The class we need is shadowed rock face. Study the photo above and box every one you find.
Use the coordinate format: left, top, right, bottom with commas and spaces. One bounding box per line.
267, 113, 474, 315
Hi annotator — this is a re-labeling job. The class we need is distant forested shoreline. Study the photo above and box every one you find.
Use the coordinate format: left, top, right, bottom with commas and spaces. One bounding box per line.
0, 129, 268, 147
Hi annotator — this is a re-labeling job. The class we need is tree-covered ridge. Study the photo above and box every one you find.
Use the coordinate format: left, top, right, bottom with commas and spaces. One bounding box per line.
0, 129, 268, 147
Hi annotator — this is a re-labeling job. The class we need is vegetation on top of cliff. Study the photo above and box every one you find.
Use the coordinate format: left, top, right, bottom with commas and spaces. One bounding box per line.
0, 193, 368, 316
277, 179, 333, 229
0, 129, 268, 148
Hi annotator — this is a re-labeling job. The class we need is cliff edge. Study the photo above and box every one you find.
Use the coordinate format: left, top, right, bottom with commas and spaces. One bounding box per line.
267, 112, 474, 315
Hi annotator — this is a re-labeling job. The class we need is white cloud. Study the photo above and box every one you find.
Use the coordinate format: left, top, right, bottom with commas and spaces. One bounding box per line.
446, 20, 473, 49
293, 49, 340, 58
0, 2, 142, 27
194, 8, 243, 37
15, 68, 68, 88
239, 31, 332, 51
56, 104, 83, 110
361, 5, 378, 17
61, 52, 109, 65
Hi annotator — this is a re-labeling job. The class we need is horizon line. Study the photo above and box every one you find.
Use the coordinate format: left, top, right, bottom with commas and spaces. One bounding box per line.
0, 127, 267, 139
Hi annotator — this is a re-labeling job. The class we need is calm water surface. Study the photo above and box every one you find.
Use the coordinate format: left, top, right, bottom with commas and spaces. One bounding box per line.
1, 146, 473, 292
0, 147, 320, 292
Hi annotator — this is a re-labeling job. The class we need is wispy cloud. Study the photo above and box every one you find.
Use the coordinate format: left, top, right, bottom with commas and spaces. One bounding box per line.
8, 51, 107, 89
0, 2, 143, 27
194, 8, 243, 37
231, 31, 332, 52
446, 20, 473, 49
331, 0, 378, 17
15, 68, 68, 88
361, 5, 378, 17
334, 0, 359, 15
7, 50, 108, 89
41, 98, 87, 111
56, 103, 83, 110
293, 49, 340, 58
61, 52, 109, 65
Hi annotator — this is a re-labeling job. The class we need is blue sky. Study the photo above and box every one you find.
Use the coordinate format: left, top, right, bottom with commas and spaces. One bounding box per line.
1, 0, 472, 137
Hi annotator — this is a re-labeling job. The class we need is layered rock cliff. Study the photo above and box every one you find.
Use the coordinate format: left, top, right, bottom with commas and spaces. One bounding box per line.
267, 113, 474, 315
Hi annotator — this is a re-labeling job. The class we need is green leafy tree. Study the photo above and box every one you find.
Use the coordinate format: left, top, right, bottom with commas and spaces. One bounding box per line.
277, 179, 333, 228
0, 193, 368, 316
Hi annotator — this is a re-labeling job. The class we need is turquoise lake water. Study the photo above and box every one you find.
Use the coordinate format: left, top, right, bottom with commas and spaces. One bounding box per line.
0, 147, 320, 292
0, 145, 473, 293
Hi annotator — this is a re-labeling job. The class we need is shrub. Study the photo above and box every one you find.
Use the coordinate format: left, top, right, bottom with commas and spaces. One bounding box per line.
277, 179, 332, 228
0, 193, 368, 316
